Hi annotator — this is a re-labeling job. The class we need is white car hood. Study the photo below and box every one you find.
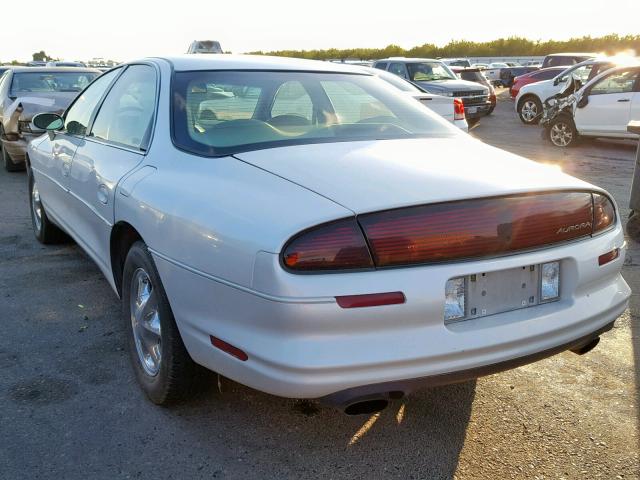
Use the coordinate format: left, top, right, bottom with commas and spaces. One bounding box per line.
518, 78, 554, 97
234, 137, 595, 214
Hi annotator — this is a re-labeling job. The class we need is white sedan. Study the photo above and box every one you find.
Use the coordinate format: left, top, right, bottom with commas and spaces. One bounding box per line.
27, 55, 629, 414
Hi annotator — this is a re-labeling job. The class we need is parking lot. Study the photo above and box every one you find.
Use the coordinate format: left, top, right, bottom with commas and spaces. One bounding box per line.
1, 88, 638, 479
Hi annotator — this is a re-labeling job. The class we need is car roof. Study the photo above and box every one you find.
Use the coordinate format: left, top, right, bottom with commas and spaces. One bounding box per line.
7, 66, 101, 73
152, 54, 371, 74
375, 57, 440, 63
545, 52, 597, 57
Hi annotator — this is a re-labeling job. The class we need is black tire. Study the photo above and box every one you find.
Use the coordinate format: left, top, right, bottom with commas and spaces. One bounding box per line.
122, 241, 207, 405
518, 96, 542, 124
546, 116, 578, 148
487, 106, 495, 115
2, 140, 24, 172
28, 169, 67, 244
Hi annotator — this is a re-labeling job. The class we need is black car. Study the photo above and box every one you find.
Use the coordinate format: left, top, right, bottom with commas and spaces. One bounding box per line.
499, 66, 539, 88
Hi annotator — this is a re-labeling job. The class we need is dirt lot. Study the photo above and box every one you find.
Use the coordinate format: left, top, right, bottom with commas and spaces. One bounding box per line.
1, 88, 638, 480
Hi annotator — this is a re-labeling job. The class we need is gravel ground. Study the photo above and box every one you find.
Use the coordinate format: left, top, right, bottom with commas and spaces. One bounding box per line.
0, 88, 638, 479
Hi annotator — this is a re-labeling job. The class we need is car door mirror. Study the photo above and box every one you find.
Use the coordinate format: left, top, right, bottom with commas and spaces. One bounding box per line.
577, 94, 589, 109
33, 113, 63, 131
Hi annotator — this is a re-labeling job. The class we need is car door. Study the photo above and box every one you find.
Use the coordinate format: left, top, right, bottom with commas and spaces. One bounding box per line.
65, 64, 158, 271
574, 68, 640, 136
29, 68, 122, 222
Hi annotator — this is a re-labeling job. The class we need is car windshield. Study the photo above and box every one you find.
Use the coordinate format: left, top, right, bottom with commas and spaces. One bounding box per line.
172, 70, 456, 156
10, 72, 98, 95
406, 62, 456, 82
374, 70, 421, 92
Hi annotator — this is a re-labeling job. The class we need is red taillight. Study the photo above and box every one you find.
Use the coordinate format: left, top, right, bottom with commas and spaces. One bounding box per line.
282, 191, 617, 272
593, 193, 616, 233
453, 98, 465, 121
359, 192, 594, 267
598, 248, 619, 266
336, 291, 405, 308
282, 218, 374, 271
210, 336, 248, 361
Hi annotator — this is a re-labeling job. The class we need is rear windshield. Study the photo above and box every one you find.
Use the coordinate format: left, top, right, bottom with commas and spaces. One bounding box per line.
172, 70, 456, 156
10, 72, 98, 96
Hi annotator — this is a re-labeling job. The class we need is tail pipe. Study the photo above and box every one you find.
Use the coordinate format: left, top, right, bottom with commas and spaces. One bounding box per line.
570, 336, 600, 355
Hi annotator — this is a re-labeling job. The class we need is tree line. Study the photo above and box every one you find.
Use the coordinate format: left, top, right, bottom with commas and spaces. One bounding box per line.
248, 34, 640, 60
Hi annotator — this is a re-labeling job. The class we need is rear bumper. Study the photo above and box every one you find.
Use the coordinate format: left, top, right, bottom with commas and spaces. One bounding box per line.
152, 223, 629, 400
320, 320, 614, 406
462, 100, 493, 118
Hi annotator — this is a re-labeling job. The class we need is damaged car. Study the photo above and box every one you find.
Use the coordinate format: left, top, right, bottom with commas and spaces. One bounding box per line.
0, 67, 100, 171
541, 64, 640, 147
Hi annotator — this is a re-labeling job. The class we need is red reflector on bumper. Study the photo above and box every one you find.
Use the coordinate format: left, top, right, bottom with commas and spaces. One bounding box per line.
336, 292, 405, 308
210, 336, 248, 361
598, 248, 619, 266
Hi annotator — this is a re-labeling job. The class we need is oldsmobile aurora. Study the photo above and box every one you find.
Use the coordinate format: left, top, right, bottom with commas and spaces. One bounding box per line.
27, 56, 630, 413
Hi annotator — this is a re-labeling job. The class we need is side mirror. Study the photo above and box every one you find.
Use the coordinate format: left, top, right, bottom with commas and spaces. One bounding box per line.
33, 113, 63, 131
553, 77, 560, 86
577, 94, 589, 108
32, 113, 63, 140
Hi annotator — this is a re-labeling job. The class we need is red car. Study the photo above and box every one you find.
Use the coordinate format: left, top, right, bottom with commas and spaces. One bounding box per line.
509, 67, 566, 98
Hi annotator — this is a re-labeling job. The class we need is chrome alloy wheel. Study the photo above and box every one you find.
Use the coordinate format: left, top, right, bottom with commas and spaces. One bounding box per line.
130, 268, 162, 376
550, 122, 573, 147
521, 100, 538, 122
31, 180, 43, 231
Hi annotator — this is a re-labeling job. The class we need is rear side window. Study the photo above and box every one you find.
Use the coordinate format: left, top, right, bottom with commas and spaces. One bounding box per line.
374, 62, 388, 70
90, 65, 157, 150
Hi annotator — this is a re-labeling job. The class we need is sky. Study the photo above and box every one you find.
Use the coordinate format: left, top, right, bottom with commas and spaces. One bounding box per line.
0, 0, 638, 62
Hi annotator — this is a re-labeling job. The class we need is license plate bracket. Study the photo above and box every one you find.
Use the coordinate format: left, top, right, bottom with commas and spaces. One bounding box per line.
466, 265, 541, 320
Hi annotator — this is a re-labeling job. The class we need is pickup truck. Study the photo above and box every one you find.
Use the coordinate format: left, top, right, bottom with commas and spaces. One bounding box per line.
364, 66, 468, 130
373, 58, 492, 120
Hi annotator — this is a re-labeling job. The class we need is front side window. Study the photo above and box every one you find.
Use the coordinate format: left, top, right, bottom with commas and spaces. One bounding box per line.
590, 69, 639, 95
10, 71, 98, 97
388, 63, 407, 79
172, 70, 456, 156
90, 65, 157, 150
63, 68, 121, 136
406, 62, 456, 82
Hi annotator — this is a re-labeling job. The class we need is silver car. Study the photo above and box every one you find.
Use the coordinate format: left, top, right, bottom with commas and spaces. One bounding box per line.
27, 55, 629, 413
